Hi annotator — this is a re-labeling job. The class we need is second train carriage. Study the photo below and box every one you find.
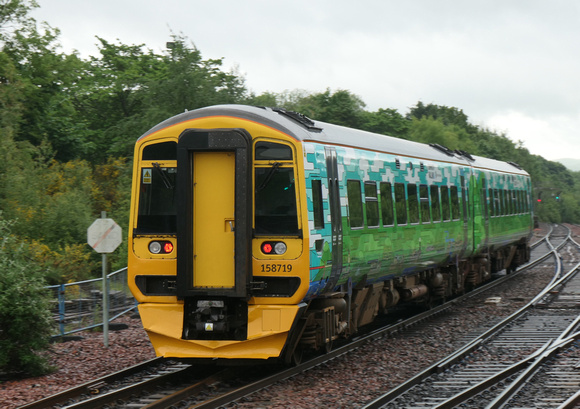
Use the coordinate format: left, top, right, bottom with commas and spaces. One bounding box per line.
128, 105, 533, 363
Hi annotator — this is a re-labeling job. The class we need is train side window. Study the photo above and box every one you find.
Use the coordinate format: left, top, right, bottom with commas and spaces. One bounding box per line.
394, 183, 407, 225
408, 184, 419, 224
347, 180, 363, 228
524, 190, 530, 212
364, 182, 379, 228
441, 186, 451, 221
380, 182, 394, 226
450, 186, 460, 220
481, 182, 488, 220
420, 185, 430, 223
488, 188, 495, 216
255, 142, 293, 160
502, 189, 508, 215
494, 189, 501, 216
461, 176, 468, 222
430, 185, 441, 222
312, 179, 324, 229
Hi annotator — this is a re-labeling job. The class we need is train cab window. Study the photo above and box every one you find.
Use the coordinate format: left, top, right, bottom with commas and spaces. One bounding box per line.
380, 182, 395, 226
255, 166, 299, 235
394, 183, 407, 225
255, 142, 293, 160
365, 182, 379, 227
142, 141, 177, 160
430, 185, 441, 222
408, 184, 419, 224
312, 180, 324, 229
450, 186, 460, 220
441, 186, 451, 221
347, 180, 363, 228
136, 164, 177, 234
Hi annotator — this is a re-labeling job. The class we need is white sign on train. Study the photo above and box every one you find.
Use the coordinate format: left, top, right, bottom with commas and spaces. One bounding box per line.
87, 218, 122, 253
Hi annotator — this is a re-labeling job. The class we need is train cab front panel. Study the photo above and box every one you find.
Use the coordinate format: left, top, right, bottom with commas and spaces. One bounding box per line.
128, 114, 311, 360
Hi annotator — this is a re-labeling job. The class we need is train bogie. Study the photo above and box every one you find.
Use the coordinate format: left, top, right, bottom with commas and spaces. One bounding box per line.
128, 105, 533, 362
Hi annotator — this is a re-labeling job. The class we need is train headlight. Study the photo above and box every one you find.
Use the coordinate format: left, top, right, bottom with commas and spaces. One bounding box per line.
274, 242, 287, 254
261, 241, 287, 255
149, 241, 174, 254
149, 241, 162, 254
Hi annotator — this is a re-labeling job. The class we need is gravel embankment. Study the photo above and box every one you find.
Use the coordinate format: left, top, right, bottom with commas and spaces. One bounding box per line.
0, 315, 155, 408
2, 223, 560, 408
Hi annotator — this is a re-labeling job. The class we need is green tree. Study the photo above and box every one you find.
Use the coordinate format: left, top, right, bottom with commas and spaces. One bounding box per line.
361, 107, 410, 138
0, 216, 54, 377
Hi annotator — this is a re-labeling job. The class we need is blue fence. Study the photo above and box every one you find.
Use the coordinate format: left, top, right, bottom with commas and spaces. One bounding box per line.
46, 267, 137, 337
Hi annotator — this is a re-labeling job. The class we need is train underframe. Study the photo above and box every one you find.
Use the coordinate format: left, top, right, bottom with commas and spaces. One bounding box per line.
282, 240, 531, 364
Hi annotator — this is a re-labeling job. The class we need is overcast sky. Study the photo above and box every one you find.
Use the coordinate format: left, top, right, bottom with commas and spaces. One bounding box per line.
31, 0, 580, 161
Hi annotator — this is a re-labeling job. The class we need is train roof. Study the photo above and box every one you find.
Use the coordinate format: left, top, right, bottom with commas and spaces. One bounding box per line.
140, 104, 529, 176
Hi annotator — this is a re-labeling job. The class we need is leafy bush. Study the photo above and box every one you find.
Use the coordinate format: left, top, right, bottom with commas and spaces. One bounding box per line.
0, 216, 54, 377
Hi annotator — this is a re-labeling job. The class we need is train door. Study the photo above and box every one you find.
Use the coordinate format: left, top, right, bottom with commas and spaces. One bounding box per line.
192, 151, 235, 288
324, 147, 343, 291
176, 128, 252, 298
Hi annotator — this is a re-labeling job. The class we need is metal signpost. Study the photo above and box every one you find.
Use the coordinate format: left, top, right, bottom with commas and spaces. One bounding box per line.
87, 211, 122, 347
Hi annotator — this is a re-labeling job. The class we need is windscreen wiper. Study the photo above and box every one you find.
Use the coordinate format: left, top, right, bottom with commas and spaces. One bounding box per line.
257, 162, 281, 192
152, 162, 174, 189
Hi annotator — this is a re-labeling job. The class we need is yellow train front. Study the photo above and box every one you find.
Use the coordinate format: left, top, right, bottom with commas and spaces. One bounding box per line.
128, 105, 311, 362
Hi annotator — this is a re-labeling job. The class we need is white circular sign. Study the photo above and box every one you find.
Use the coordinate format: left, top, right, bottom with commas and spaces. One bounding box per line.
87, 218, 122, 253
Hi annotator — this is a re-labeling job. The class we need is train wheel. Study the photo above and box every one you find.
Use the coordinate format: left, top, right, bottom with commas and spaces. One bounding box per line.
291, 346, 304, 366
324, 340, 333, 354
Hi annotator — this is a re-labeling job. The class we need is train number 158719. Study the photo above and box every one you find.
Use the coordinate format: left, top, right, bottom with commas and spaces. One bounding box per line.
260, 264, 293, 273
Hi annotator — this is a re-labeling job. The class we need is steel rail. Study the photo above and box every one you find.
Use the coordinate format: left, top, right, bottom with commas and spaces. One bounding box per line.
18, 357, 165, 409
187, 231, 560, 409
362, 224, 569, 409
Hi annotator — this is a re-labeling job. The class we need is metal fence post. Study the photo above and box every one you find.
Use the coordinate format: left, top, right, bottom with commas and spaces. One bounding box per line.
58, 284, 66, 337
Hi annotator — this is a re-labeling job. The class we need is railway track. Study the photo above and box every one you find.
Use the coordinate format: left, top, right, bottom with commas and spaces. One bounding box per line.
23, 225, 564, 409
363, 223, 580, 409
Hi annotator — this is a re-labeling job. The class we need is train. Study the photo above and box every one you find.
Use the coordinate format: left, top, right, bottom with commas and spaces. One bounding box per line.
127, 104, 534, 364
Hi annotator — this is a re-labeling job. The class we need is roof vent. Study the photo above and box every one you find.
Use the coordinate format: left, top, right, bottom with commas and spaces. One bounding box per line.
429, 143, 455, 157
508, 161, 523, 170
455, 150, 474, 161
272, 108, 322, 132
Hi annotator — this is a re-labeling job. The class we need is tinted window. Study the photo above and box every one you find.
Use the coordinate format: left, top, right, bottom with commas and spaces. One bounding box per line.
408, 184, 419, 224
451, 186, 460, 220
395, 183, 407, 225
420, 185, 430, 223
488, 188, 495, 216
431, 185, 441, 222
312, 180, 324, 229
347, 180, 363, 228
137, 166, 177, 234
365, 182, 379, 227
380, 182, 394, 226
255, 167, 299, 235
255, 142, 293, 160
142, 141, 177, 160
441, 186, 450, 221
